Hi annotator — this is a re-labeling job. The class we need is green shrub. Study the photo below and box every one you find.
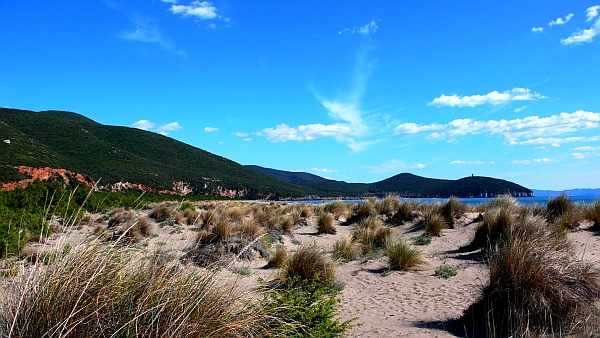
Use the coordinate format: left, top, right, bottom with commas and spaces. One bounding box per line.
413, 235, 432, 245
261, 277, 354, 337
434, 265, 458, 279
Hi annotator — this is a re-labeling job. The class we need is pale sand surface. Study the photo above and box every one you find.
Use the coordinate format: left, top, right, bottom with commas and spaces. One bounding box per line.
13, 206, 600, 338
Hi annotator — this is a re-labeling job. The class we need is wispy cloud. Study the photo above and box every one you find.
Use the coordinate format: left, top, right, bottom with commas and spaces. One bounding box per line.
429, 88, 546, 108
514, 106, 528, 113
562, 6, 600, 44
339, 20, 379, 35
394, 110, 600, 144
256, 123, 351, 142
166, 1, 229, 26
204, 127, 218, 132
532, 27, 544, 32
161, 0, 178, 3
131, 120, 182, 135
312, 168, 338, 173
121, 15, 186, 56
364, 159, 425, 173
587, 5, 600, 21
572, 152, 585, 159
232, 132, 248, 137
450, 160, 495, 165
257, 50, 381, 152
549, 13, 574, 26
510, 158, 557, 164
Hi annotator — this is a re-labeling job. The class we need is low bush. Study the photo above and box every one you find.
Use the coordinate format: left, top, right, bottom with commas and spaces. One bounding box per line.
266, 244, 288, 269
434, 265, 458, 279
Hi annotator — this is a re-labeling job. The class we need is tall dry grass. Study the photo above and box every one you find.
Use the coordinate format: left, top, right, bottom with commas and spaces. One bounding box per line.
462, 215, 599, 337
1, 241, 284, 338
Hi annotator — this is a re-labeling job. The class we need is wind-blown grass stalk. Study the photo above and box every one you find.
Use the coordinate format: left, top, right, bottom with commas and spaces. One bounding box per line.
1, 240, 285, 337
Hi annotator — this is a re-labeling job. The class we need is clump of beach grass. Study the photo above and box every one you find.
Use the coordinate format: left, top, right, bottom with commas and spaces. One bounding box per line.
317, 212, 336, 235
333, 236, 362, 261
1, 240, 284, 337
462, 215, 600, 337
386, 237, 427, 271
440, 196, 464, 227
280, 244, 335, 283
422, 207, 446, 237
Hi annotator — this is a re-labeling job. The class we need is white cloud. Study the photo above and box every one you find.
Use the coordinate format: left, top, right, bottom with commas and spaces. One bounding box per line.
364, 159, 425, 173
243, 138, 252, 142
312, 168, 338, 173
532, 27, 544, 32
429, 88, 546, 108
450, 160, 495, 165
339, 20, 379, 35
322, 101, 368, 135
574, 146, 595, 151
586, 5, 600, 21
535, 146, 549, 152
256, 123, 351, 142
131, 119, 156, 130
572, 152, 585, 159
562, 7, 600, 44
394, 110, 600, 145
157, 122, 182, 132
169, 1, 218, 20
233, 132, 248, 137
161, 0, 177, 3
549, 13, 574, 26
514, 136, 600, 146
510, 158, 557, 164
514, 106, 527, 113
204, 127, 218, 132
121, 15, 186, 56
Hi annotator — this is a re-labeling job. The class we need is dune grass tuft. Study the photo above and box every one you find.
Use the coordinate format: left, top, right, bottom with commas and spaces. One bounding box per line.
462, 215, 600, 337
280, 244, 335, 284
317, 212, 336, 235
386, 237, 427, 271
1, 240, 283, 337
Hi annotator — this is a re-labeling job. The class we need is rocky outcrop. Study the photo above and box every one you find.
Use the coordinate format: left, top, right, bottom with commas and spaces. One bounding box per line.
1, 166, 195, 196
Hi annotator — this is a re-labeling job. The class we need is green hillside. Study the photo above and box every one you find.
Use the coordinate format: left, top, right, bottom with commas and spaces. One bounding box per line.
0, 108, 312, 198
246, 166, 533, 198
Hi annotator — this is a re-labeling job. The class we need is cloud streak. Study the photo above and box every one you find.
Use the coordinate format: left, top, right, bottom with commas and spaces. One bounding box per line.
121, 15, 185, 56
394, 110, 600, 144
339, 20, 379, 35
429, 88, 546, 108
363, 159, 425, 173
256, 123, 351, 142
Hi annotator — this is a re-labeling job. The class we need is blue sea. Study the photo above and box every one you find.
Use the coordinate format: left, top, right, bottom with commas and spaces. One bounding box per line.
291, 196, 599, 206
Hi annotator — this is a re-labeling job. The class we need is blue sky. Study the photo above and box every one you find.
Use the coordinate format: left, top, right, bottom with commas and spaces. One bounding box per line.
2, 1, 600, 190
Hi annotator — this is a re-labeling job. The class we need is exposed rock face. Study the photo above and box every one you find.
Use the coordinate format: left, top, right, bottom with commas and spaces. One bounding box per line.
1, 166, 95, 190
217, 186, 248, 198
0, 166, 195, 196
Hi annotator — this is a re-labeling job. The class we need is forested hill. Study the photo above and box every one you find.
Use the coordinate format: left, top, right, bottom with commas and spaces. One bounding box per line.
246, 166, 533, 198
0, 108, 311, 198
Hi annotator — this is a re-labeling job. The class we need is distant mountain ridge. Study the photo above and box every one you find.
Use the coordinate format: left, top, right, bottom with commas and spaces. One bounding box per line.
246, 165, 533, 198
1, 108, 533, 199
